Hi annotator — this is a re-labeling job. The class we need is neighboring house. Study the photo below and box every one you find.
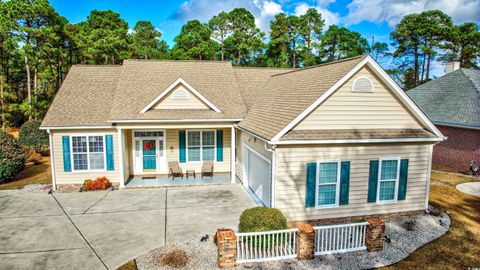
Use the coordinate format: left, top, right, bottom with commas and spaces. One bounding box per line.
408, 68, 480, 173
41, 55, 444, 222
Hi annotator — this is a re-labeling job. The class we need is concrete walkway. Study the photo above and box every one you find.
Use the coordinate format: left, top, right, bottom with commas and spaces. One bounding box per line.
0, 185, 255, 270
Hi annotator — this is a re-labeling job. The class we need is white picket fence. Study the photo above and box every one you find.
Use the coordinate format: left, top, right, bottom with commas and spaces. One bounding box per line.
236, 228, 298, 263
313, 222, 368, 255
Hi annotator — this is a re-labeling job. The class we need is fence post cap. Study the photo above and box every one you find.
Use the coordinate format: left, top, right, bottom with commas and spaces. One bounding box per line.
367, 217, 385, 226
297, 223, 314, 233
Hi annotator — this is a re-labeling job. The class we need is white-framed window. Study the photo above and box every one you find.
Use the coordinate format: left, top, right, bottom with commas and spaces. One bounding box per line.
71, 135, 106, 171
352, 76, 374, 92
377, 157, 400, 203
316, 160, 341, 207
186, 130, 215, 162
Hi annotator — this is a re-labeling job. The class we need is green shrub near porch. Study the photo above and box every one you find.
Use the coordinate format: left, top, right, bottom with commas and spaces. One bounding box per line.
0, 130, 25, 183
238, 207, 287, 232
18, 120, 49, 156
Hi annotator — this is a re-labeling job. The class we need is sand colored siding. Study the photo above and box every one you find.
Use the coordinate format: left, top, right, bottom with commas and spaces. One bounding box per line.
235, 130, 272, 183
274, 143, 431, 221
51, 129, 120, 184
152, 84, 209, 110
294, 67, 423, 130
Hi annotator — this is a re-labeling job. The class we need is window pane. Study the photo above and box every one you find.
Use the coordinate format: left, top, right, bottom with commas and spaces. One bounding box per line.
187, 131, 200, 146
379, 181, 396, 201
202, 131, 215, 146
89, 153, 104, 170
202, 146, 214, 161
73, 153, 88, 170
188, 147, 201, 161
89, 136, 104, 153
318, 184, 337, 205
381, 160, 398, 180
72, 136, 87, 153
319, 162, 338, 183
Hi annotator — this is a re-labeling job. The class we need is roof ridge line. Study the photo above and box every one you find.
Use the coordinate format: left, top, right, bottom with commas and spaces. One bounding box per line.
460, 68, 480, 93
271, 55, 367, 77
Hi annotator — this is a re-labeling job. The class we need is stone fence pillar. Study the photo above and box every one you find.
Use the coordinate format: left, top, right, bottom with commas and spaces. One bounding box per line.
295, 224, 315, 260
216, 229, 237, 268
366, 218, 385, 252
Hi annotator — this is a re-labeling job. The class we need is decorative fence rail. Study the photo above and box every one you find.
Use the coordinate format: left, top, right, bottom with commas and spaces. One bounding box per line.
313, 222, 368, 255
236, 228, 298, 263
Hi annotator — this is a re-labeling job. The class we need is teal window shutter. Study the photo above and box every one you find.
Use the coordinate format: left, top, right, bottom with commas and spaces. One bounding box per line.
339, 161, 350, 205
367, 160, 379, 203
62, 136, 71, 172
179, 131, 186, 163
305, 162, 317, 208
398, 159, 409, 200
216, 130, 223, 162
105, 135, 114, 171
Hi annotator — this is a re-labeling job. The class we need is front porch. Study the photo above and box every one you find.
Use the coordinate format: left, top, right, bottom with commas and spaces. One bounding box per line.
116, 125, 237, 188
125, 172, 233, 188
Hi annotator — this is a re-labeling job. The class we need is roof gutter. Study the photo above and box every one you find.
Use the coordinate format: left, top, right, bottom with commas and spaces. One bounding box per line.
40, 125, 114, 130
269, 137, 444, 145
109, 119, 242, 123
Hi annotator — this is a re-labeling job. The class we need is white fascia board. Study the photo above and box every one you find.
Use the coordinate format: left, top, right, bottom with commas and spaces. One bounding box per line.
109, 118, 241, 123
40, 125, 113, 130
139, 77, 222, 113
270, 55, 445, 142
269, 137, 443, 145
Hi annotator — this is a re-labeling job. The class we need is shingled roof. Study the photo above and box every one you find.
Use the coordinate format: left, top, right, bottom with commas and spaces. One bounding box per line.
407, 68, 480, 129
237, 55, 367, 140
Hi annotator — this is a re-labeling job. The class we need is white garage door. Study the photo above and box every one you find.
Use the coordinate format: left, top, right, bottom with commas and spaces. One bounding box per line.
243, 145, 272, 207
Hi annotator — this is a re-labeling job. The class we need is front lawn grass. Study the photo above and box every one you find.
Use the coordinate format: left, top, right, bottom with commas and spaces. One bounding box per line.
0, 156, 51, 190
385, 170, 480, 270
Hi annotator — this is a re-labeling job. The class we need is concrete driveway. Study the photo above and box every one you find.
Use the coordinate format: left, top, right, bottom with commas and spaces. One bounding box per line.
0, 184, 255, 270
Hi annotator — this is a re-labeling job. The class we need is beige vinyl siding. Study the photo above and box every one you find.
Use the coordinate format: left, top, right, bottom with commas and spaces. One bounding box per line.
295, 67, 423, 130
235, 130, 272, 183
52, 129, 120, 184
152, 84, 209, 110
126, 128, 232, 175
274, 143, 430, 221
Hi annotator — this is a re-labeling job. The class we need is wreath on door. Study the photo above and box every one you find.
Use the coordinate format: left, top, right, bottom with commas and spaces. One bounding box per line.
144, 142, 155, 152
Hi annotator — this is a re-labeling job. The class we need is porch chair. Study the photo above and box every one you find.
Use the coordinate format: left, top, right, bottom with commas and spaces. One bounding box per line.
168, 161, 184, 180
201, 161, 214, 179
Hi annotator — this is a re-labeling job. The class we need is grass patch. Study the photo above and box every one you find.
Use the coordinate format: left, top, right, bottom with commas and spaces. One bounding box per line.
384, 170, 480, 269
0, 156, 51, 190
159, 248, 188, 268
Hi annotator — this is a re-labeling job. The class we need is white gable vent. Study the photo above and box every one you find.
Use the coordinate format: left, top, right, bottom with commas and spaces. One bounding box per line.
352, 77, 374, 92
172, 88, 189, 100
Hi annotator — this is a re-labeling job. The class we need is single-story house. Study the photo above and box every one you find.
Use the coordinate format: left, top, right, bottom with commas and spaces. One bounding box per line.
407, 68, 479, 173
41, 55, 444, 222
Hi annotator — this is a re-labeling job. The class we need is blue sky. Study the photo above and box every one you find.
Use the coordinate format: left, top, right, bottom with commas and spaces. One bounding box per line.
51, 0, 480, 76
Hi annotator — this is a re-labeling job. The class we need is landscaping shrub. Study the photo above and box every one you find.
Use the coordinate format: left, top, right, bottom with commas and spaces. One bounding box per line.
238, 207, 287, 232
81, 177, 112, 191
159, 248, 188, 268
23, 147, 42, 165
403, 220, 417, 231
18, 120, 49, 156
0, 130, 25, 183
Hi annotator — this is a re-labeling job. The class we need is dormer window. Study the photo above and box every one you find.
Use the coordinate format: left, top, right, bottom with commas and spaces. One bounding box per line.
172, 88, 190, 100
352, 76, 374, 92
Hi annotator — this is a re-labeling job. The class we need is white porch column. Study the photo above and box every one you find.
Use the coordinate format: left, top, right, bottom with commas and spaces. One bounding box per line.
47, 129, 56, 191
231, 126, 236, 183
118, 128, 125, 188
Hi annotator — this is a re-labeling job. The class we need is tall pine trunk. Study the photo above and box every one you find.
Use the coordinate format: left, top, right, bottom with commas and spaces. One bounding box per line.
24, 55, 32, 120
426, 51, 431, 81
413, 48, 419, 86
0, 74, 5, 129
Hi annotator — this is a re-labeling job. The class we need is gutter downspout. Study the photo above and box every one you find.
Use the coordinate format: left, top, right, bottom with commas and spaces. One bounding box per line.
265, 142, 276, 208
425, 141, 442, 210
47, 128, 56, 191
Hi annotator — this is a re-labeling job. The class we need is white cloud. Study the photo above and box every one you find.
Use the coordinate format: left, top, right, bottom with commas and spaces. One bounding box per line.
169, 0, 284, 33
294, 2, 340, 26
345, 0, 480, 27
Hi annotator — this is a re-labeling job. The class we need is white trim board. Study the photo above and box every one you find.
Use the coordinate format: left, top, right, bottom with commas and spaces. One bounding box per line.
269, 137, 442, 145
139, 78, 222, 113
270, 55, 445, 142
109, 119, 241, 123
40, 126, 114, 130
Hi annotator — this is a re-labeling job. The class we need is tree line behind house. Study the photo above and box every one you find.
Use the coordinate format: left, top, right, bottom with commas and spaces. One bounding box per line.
0, 0, 479, 128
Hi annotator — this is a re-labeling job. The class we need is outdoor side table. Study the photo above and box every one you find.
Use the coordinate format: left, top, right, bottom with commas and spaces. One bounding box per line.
186, 169, 196, 179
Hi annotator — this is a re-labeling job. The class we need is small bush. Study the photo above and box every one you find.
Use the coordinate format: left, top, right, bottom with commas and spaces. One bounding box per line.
23, 147, 42, 165
403, 220, 416, 231
18, 120, 49, 156
82, 177, 112, 191
0, 130, 25, 183
159, 248, 188, 268
238, 207, 287, 232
